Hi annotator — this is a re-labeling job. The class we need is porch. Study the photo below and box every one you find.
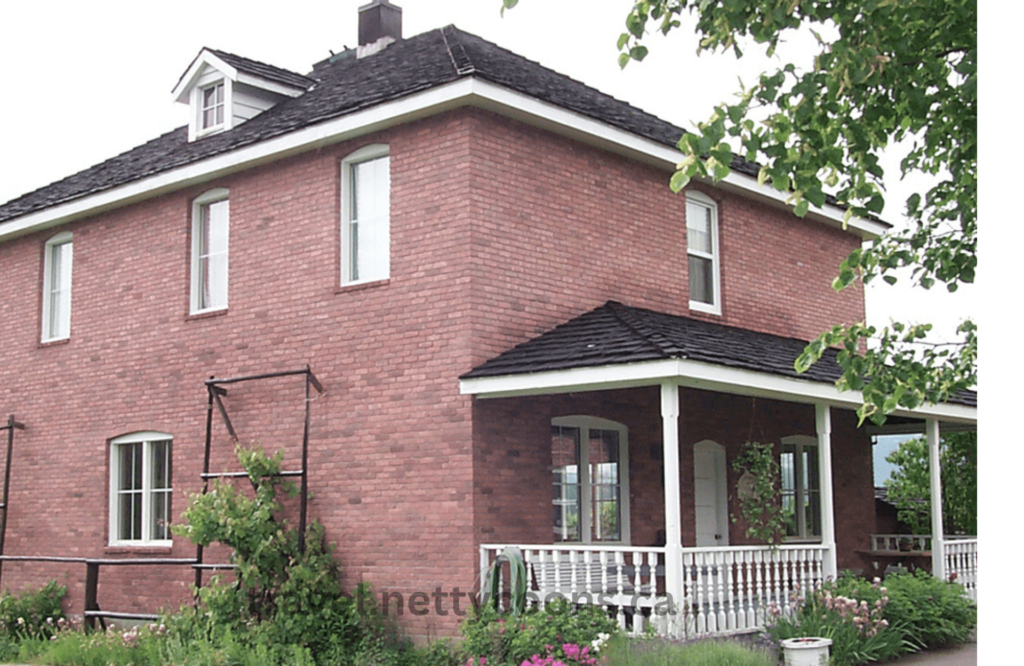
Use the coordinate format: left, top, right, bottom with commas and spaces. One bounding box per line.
479, 536, 977, 637
461, 303, 977, 638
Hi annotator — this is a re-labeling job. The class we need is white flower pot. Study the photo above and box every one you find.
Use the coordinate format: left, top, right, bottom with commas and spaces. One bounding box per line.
780, 637, 833, 666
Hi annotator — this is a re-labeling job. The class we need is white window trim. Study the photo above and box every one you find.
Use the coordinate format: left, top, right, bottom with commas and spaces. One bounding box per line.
41, 231, 73, 342
340, 144, 390, 286
685, 190, 722, 316
109, 431, 173, 547
190, 188, 230, 314
190, 79, 233, 141
781, 434, 821, 543
551, 415, 631, 545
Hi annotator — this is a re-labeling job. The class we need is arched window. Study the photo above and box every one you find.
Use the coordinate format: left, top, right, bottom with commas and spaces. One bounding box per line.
781, 435, 821, 540
109, 432, 173, 546
341, 144, 390, 285
41, 231, 73, 341
190, 188, 230, 313
551, 416, 630, 544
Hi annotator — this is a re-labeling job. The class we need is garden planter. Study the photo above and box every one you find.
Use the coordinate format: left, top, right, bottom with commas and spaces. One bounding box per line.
780, 637, 832, 666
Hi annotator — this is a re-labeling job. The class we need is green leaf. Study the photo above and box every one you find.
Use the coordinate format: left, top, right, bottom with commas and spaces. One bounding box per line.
669, 170, 691, 193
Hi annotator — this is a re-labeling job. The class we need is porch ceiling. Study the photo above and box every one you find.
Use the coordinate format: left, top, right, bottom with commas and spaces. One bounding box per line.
459, 301, 977, 425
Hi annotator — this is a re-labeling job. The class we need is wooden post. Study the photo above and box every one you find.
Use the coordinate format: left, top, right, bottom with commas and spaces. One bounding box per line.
84, 562, 100, 630
927, 419, 946, 579
661, 382, 683, 636
815, 404, 837, 579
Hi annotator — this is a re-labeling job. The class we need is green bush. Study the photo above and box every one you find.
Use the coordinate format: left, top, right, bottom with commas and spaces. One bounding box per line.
882, 570, 976, 649
0, 579, 66, 640
462, 598, 618, 666
174, 445, 365, 665
768, 575, 907, 666
600, 635, 774, 666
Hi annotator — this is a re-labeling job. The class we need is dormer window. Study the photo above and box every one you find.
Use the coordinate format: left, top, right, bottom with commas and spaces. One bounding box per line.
173, 48, 313, 142
201, 82, 225, 130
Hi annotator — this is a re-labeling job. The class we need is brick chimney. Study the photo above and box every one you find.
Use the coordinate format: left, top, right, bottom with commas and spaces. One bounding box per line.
357, 0, 402, 57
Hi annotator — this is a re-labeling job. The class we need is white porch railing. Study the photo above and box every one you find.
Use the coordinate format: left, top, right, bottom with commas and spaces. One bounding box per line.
480, 543, 827, 637
943, 537, 978, 602
480, 544, 666, 635
870, 534, 932, 551
678, 544, 827, 636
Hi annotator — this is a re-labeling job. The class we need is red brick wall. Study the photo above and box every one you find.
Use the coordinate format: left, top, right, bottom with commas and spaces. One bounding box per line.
0, 107, 872, 638
464, 111, 866, 366
0, 110, 482, 638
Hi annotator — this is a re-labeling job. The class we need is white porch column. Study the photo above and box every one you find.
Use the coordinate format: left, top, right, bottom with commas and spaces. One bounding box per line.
815, 404, 838, 579
661, 382, 684, 632
927, 419, 947, 579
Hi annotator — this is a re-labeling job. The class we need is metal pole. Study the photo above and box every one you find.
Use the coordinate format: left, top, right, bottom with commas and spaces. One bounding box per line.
299, 368, 311, 554
0, 415, 15, 585
195, 382, 216, 593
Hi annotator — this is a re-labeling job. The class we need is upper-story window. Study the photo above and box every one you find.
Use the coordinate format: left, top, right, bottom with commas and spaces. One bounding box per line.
190, 189, 230, 314
685, 191, 721, 315
109, 432, 173, 546
200, 82, 225, 131
41, 231, 73, 342
341, 145, 390, 285
780, 435, 821, 541
551, 416, 630, 544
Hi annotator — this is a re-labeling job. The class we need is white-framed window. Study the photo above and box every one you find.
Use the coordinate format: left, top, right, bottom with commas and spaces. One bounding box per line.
41, 231, 73, 342
109, 432, 173, 546
200, 82, 225, 131
551, 416, 630, 544
685, 190, 721, 315
341, 144, 390, 285
190, 188, 230, 314
780, 435, 821, 541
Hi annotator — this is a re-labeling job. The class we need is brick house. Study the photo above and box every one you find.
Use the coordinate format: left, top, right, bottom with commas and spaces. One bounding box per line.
0, 1, 975, 639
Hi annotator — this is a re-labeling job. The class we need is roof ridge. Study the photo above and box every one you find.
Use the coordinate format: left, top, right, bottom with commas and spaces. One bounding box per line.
604, 301, 684, 360
440, 25, 475, 76
207, 47, 316, 84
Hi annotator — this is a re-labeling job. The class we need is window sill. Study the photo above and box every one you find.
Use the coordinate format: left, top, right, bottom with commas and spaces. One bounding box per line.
185, 308, 228, 322
104, 545, 173, 555
38, 336, 71, 349
335, 278, 390, 295
688, 300, 721, 316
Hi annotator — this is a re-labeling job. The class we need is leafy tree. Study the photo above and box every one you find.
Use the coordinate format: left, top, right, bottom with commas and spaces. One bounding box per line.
504, 0, 977, 424
884, 431, 977, 535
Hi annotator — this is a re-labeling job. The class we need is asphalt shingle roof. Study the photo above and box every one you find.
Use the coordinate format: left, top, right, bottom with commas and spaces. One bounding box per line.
207, 48, 316, 91
461, 301, 977, 409
0, 26, 751, 224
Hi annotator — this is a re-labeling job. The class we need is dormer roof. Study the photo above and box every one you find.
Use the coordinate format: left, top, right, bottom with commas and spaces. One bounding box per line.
171, 47, 314, 104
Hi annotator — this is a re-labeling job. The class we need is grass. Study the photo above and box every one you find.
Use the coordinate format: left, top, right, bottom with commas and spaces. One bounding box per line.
600, 634, 776, 666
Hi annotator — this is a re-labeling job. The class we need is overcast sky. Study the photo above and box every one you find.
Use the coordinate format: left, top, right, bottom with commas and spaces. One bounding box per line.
0, 0, 979, 345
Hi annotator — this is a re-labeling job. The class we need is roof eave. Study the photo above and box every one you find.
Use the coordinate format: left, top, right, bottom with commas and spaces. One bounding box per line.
458, 357, 977, 426
0, 77, 886, 242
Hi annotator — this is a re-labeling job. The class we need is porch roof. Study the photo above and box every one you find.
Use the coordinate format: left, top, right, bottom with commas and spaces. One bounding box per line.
459, 301, 977, 424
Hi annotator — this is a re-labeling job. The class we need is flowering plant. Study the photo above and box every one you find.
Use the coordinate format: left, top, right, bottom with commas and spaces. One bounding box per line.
768, 578, 906, 666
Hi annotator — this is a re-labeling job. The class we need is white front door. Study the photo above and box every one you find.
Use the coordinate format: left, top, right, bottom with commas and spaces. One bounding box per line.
693, 440, 728, 547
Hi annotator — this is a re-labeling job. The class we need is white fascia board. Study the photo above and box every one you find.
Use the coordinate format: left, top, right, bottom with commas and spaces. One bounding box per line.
0, 78, 477, 242
2, 76, 882, 242
172, 50, 239, 104
236, 72, 308, 98
458, 357, 977, 425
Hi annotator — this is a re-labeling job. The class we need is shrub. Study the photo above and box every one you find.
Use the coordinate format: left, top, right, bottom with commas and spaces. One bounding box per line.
768, 576, 907, 666
172, 444, 369, 665
462, 598, 618, 666
882, 569, 976, 649
0, 579, 66, 640
600, 635, 775, 666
